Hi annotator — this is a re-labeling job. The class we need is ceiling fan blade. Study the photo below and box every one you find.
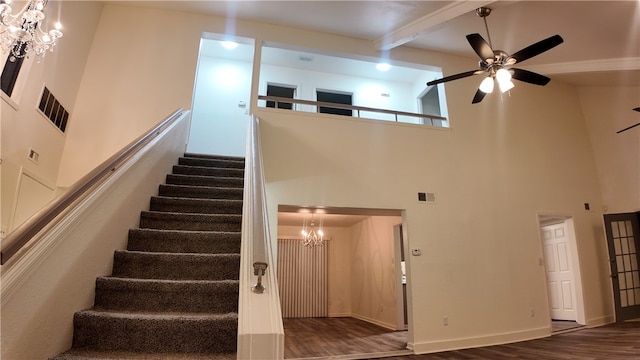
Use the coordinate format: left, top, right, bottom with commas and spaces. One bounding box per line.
509, 35, 564, 64
466, 33, 494, 61
472, 89, 487, 104
617, 122, 640, 134
511, 68, 551, 86
633, 107, 640, 112
427, 70, 482, 86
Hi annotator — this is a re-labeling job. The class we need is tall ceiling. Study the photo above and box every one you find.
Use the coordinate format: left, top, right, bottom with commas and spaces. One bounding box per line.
117, 0, 639, 86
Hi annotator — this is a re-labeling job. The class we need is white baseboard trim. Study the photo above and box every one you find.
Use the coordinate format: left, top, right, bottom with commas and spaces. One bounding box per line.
412, 326, 549, 355
350, 313, 396, 331
328, 313, 351, 318
586, 315, 615, 327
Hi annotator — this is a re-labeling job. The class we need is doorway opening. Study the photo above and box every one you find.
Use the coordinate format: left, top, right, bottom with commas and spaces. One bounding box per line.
316, 89, 353, 116
538, 215, 586, 334
277, 205, 412, 359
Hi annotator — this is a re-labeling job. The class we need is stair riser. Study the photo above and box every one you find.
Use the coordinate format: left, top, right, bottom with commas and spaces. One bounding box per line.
179, 157, 245, 169
72, 313, 237, 353
184, 153, 244, 162
150, 197, 243, 215
158, 184, 243, 200
166, 174, 243, 188
94, 280, 238, 313
172, 165, 244, 178
112, 252, 240, 280
127, 229, 241, 254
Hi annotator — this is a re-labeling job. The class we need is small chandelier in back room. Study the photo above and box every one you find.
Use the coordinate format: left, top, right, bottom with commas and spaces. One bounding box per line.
0, 0, 63, 61
301, 214, 325, 248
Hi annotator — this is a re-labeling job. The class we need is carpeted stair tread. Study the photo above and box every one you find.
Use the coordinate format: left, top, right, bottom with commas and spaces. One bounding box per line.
184, 152, 244, 162
172, 165, 243, 178
71, 310, 237, 353
158, 184, 243, 200
127, 229, 240, 254
112, 250, 240, 280
178, 157, 244, 169
166, 174, 243, 188
50, 349, 236, 360
150, 196, 243, 214
140, 211, 242, 232
94, 277, 238, 313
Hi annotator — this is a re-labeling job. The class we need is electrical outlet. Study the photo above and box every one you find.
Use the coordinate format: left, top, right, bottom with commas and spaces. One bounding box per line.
530, 308, 535, 317
379, 304, 384, 312
442, 316, 448, 326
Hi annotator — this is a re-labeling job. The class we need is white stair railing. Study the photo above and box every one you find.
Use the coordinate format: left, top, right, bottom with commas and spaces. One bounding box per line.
237, 115, 284, 359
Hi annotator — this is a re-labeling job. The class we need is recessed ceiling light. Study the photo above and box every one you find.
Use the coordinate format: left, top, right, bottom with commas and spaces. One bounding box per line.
221, 41, 238, 50
376, 63, 391, 71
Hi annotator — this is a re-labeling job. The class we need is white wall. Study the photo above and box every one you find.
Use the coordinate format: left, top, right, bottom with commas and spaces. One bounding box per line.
187, 53, 252, 156
578, 86, 640, 213
1, 2, 103, 235
260, 63, 418, 122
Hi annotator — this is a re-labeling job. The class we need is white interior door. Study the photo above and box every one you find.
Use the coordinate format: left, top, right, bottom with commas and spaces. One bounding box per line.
542, 222, 577, 321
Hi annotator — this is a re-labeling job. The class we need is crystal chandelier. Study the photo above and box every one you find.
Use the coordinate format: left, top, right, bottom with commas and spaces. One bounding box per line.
301, 215, 325, 248
0, 0, 63, 61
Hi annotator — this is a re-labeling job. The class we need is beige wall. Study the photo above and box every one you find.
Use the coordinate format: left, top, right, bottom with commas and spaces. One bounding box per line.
578, 86, 640, 213
258, 77, 609, 352
349, 216, 402, 329
1, 2, 102, 234
56, 5, 207, 187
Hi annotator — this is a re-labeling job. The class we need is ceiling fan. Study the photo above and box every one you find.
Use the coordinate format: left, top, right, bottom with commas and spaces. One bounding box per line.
616, 108, 640, 134
426, 7, 564, 104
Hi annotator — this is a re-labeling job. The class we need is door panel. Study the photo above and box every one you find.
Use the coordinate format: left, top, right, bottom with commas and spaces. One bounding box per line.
542, 223, 577, 320
604, 213, 640, 321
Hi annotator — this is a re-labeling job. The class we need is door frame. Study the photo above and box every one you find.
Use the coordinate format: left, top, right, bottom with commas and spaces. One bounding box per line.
394, 224, 409, 330
537, 214, 586, 326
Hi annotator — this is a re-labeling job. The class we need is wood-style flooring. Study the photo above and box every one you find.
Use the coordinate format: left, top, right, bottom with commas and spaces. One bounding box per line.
284, 317, 640, 360
284, 317, 410, 359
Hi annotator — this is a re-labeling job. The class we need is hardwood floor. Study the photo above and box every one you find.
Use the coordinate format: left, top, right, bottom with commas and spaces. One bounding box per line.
551, 320, 584, 333
284, 317, 640, 360
283, 317, 410, 359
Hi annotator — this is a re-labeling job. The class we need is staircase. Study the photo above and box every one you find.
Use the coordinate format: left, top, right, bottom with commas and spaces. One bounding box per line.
52, 153, 245, 360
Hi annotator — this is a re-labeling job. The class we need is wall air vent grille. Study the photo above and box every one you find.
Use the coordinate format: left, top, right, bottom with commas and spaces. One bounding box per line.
38, 87, 69, 133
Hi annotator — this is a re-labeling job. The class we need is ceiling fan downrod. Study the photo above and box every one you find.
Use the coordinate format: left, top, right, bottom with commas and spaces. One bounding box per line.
476, 7, 493, 49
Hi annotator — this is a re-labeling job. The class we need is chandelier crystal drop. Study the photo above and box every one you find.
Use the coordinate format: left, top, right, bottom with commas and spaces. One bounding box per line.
0, 0, 63, 61
301, 215, 325, 248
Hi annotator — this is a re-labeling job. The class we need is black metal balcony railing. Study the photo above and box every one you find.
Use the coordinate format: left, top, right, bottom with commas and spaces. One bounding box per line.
258, 95, 447, 126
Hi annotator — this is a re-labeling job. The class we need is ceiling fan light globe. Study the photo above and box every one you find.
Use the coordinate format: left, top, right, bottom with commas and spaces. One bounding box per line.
496, 68, 512, 82
498, 79, 515, 93
479, 76, 494, 93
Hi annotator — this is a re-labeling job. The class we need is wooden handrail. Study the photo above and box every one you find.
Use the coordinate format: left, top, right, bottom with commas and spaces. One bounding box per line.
258, 95, 447, 124
0, 108, 184, 265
